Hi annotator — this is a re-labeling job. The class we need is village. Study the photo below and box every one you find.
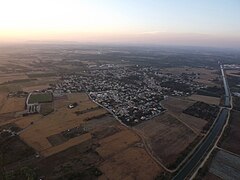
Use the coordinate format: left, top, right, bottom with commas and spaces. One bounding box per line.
45, 65, 206, 126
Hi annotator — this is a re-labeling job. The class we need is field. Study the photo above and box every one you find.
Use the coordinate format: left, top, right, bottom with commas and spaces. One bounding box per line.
135, 112, 196, 167
209, 150, 240, 179
96, 129, 140, 158
161, 96, 207, 134
23, 84, 50, 92
0, 73, 28, 84
220, 110, 240, 155
19, 94, 108, 152
41, 133, 92, 157
0, 92, 7, 110
233, 96, 240, 111
188, 94, 220, 105
0, 97, 25, 114
2, 91, 164, 179
226, 69, 240, 77
183, 102, 219, 121
99, 147, 162, 180
15, 114, 42, 129
197, 86, 224, 98
26, 140, 103, 179
40, 102, 54, 115
16, 93, 108, 153
0, 136, 35, 167
203, 172, 221, 180
28, 93, 53, 104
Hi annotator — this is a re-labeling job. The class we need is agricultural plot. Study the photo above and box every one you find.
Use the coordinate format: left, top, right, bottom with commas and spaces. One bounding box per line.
19, 93, 108, 155
135, 112, 196, 167
162, 97, 207, 134
28, 93, 53, 104
41, 133, 92, 157
233, 96, 240, 111
0, 113, 17, 126
220, 110, 240, 155
14, 114, 42, 129
96, 130, 140, 158
183, 101, 220, 132
84, 114, 119, 131
99, 147, 162, 180
226, 69, 240, 77
0, 136, 35, 166
197, 86, 224, 98
67, 93, 90, 102
13, 91, 163, 179
47, 125, 88, 146
23, 84, 50, 92
0, 92, 7, 111
29, 140, 103, 179
0, 73, 28, 84
203, 172, 221, 180
20, 106, 107, 152
40, 103, 54, 115
0, 97, 25, 114
209, 150, 240, 180
188, 94, 220, 105
183, 101, 219, 121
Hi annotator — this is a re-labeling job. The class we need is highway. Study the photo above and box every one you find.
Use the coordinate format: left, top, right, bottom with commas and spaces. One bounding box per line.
220, 64, 231, 107
173, 64, 231, 180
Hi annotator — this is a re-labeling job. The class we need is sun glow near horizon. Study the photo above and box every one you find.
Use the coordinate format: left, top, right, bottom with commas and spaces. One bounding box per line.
1, 0, 240, 47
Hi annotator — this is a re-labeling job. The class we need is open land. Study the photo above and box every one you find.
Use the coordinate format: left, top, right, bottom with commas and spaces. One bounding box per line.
99, 147, 162, 180
188, 94, 220, 105
219, 110, 240, 155
209, 150, 240, 180
226, 69, 240, 77
0, 45, 238, 179
0, 97, 25, 114
19, 93, 108, 152
135, 112, 197, 167
161, 96, 207, 134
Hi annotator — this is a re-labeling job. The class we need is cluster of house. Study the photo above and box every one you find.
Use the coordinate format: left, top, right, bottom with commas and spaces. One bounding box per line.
48, 65, 204, 126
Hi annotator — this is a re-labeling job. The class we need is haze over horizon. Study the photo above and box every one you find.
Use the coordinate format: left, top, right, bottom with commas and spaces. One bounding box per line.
1, 0, 240, 48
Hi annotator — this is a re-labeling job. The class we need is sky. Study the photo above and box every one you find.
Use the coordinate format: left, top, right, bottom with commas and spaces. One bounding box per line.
0, 0, 240, 48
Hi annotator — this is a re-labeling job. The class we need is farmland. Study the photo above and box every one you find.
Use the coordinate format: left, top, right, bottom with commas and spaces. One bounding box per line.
219, 110, 240, 155
23, 84, 50, 92
0, 97, 25, 114
28, 93, 53, 104
0, 90, 164, 179
226, 69, 240, 77
99, 147, 162, 180
161, 97, 207, 134
0, 44, 239, 179
188, 94, 220, 105
19, 93, 108, 152
0, 73, 29, 84
96, 129, 140, 158
136, 112, 197, 168
209, 150, 240, 180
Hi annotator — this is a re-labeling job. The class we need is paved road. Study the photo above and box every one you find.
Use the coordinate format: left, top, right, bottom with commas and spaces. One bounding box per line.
220, 64, 231, 107
173, 64, 231, 180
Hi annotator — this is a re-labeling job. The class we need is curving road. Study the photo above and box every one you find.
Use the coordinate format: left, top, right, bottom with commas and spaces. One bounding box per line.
173, 64, 231, 180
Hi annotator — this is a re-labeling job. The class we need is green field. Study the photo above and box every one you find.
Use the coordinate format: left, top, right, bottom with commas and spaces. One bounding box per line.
28, 93, 53, 104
